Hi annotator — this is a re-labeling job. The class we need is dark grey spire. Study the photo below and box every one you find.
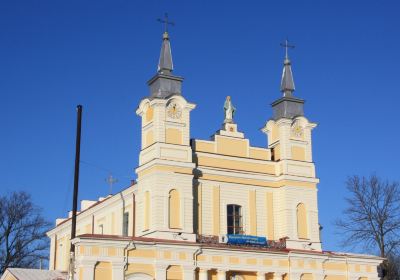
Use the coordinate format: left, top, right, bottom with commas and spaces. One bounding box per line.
280, 40, 295, 97
271, 40, 304, 120
157, 32, 173, 74
280, 57, 295, 97
147, 21, 183, 99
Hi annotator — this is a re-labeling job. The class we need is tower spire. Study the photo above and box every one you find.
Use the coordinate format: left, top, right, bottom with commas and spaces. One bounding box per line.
157, 13, 174, 74
270, 40, 304, 120
280, 39, 295, 97
147, 14, 183, 99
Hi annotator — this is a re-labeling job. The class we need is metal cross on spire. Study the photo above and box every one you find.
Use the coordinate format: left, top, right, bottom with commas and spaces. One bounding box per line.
105, 174, 118, 195
157, 13, 175, 34
280, 39, 295, 59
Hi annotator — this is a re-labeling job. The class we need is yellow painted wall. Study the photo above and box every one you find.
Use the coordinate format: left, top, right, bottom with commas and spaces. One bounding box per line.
266, 192, 275, 240
297, 203, 308, 239
128, 249, 156, 258
166, 128, 182, 145
323, 262, 347, 271
169, 189, 181, 229
300, 273, 313, 280
145, 130, 154, 147
145, 107, 154, 123
216, 137, 248, 157
194, 141, 215, 153
126, 263, 155, 278
249, 190, 257, 235
167, 265, 183, 280
213, 186, 220, 235
144, 191, 150, 230
249, 148, 270, 160
94, 262, 112, 280
197, 156, 275, 174
291, 146, 306, 161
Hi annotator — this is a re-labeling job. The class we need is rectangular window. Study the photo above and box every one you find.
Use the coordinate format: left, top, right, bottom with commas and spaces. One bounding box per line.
227, 204, 243, 235
123, 212, 129, 236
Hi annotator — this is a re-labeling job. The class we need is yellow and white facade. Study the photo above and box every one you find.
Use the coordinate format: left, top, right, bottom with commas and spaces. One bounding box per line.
46, 31, 383, 280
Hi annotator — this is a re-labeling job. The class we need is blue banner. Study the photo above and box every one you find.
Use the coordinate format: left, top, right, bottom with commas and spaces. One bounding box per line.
226, 234, 267, 246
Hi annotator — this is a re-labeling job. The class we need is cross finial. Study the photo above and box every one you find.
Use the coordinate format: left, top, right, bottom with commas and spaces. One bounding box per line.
280, 38, 295, 60
105, 174, 118, 195
157, 13, 174, 34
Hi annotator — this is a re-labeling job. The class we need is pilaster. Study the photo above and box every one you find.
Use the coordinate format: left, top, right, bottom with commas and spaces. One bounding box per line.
273, 272, 284, 280
183, 266, 196, 280
112, 262, 125, 280
198, 269, 208, 280
217, 269, 226, 280
257, 271, 266, 280
155, 264, 167, 280
78, 260, 96, 280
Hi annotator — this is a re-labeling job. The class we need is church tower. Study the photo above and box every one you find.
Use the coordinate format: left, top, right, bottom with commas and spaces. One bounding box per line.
135, 26, 196, 241
262, 41, 321, 250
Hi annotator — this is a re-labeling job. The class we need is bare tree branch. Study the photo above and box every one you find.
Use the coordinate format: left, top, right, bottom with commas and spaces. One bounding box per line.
0, 191, 51, 274
334, 174, 400, 278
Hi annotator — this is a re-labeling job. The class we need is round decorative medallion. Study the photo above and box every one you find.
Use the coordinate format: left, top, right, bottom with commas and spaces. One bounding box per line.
167, 102, 182, 119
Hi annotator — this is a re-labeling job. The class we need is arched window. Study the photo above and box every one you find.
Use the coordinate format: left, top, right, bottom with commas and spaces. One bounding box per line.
297, 203, 308, 239
144, 191, 150, 230
227, 204, 242, 234
169, 189, 181, 229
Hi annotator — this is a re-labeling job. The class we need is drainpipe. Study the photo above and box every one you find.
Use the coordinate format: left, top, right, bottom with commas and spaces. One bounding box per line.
193, 247, 202, 267
123, 241, 135, 272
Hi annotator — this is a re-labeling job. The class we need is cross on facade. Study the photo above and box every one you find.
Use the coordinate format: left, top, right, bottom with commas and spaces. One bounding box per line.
157, 13, 174, 33
280, 39, 295, 59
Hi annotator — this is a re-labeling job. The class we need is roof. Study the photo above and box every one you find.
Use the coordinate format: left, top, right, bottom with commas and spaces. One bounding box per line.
1, 268, 66, 280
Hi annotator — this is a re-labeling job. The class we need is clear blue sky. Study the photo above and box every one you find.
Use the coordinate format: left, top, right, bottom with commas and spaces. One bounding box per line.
1, 0, 399, 254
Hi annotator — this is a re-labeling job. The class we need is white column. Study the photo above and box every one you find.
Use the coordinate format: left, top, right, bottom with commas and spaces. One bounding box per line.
155, 264, 167, 280
217, 269, 226, 280
314, 274, 325, 280
183, 266, 196, 280
257, 271, 266, 280
80, 262, 96, 280
112, 263, 125, 280
198, 269, 208, 280
273, 272, 283, 280
290, 273, 301, 280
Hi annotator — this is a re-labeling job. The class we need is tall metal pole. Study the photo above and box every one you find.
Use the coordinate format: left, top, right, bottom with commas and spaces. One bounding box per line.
68, 105, 82, 280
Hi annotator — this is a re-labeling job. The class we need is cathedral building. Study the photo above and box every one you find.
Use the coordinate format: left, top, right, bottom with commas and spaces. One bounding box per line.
43, 29, 383, 280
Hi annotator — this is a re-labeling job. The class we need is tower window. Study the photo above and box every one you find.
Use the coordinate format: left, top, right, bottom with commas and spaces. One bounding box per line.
227, 204, 243, 235
122, 212, 129, 236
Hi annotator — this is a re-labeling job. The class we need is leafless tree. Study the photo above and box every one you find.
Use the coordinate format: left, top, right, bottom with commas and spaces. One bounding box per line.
335, 175, 400, 278
0, 191, 51, 274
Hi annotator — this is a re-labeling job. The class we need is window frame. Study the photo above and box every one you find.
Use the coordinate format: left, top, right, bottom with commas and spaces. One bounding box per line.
227, 204, 243, 235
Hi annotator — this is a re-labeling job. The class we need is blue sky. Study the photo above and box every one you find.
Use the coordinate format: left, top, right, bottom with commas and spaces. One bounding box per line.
1, 0, 399, 254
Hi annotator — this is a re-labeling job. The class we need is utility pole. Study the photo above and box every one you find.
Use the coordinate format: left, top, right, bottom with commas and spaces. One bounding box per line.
68, 105, 83, 280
